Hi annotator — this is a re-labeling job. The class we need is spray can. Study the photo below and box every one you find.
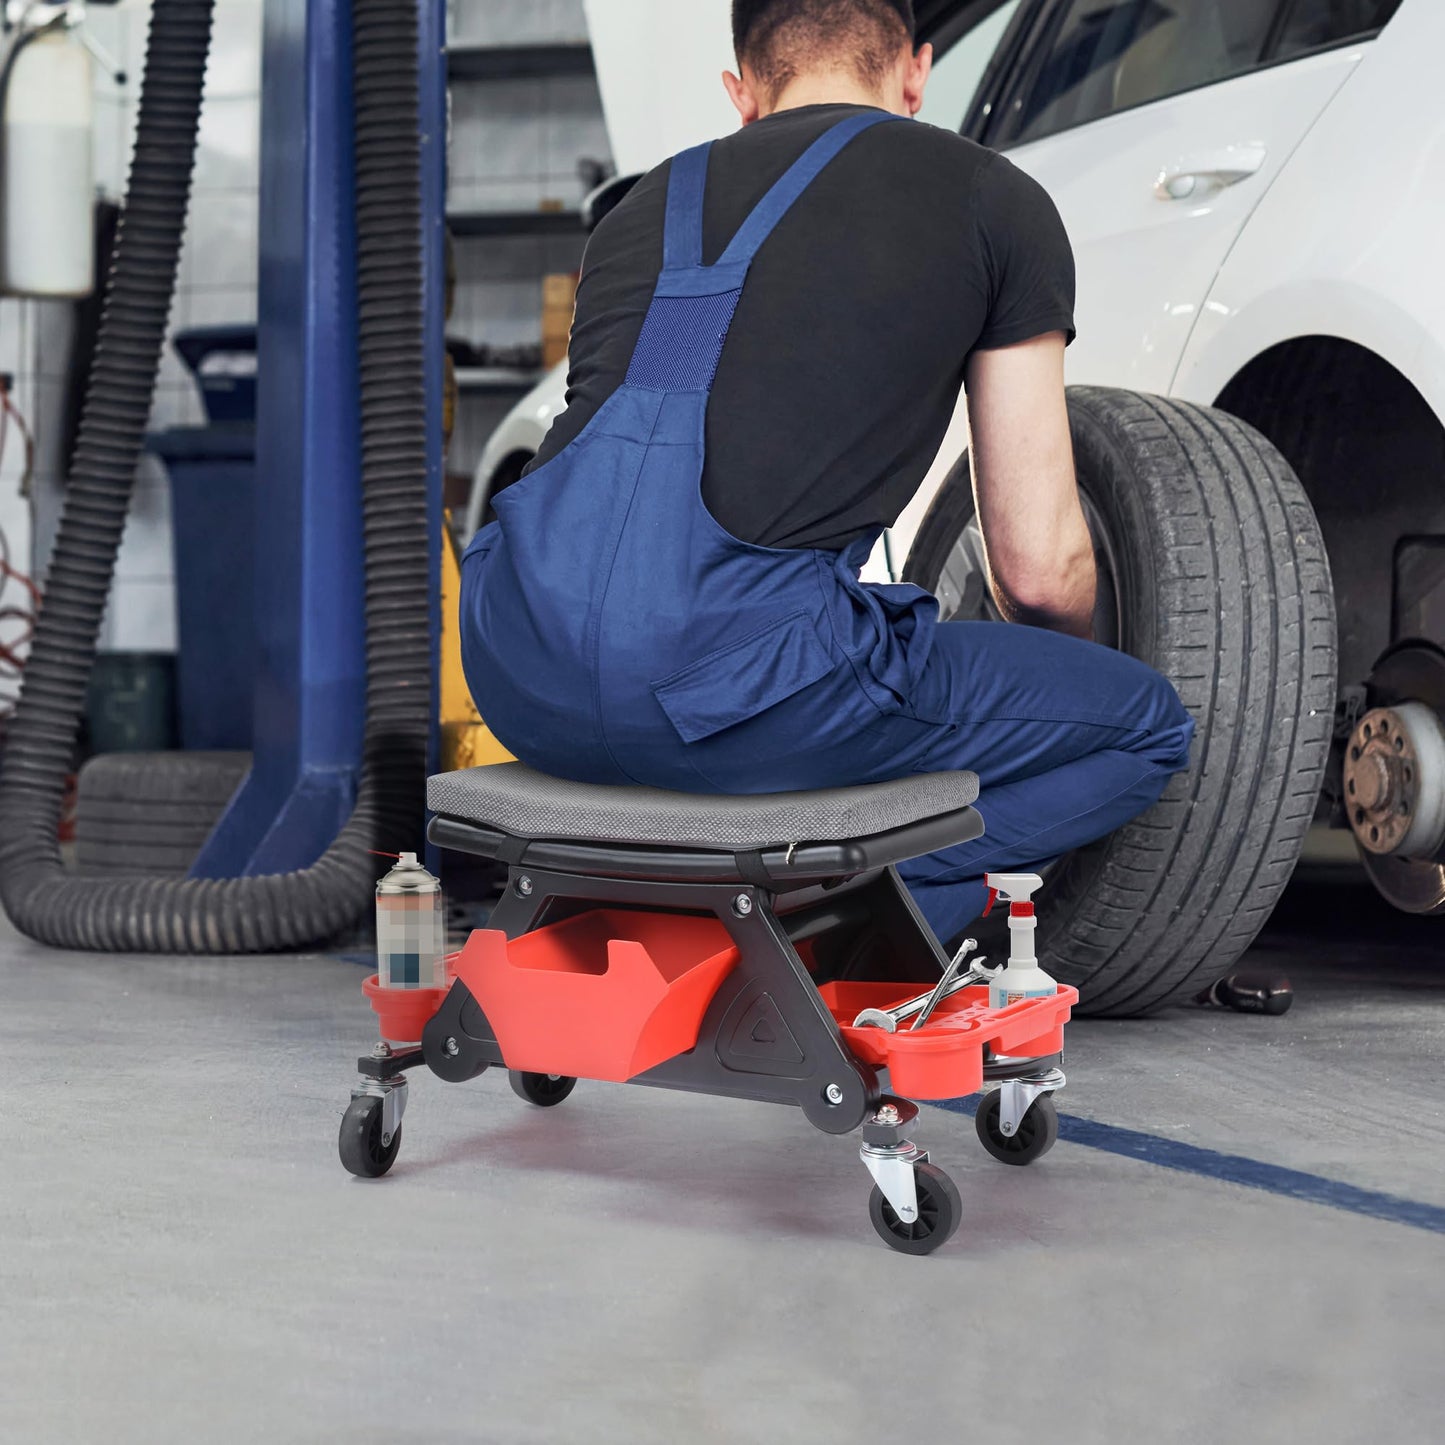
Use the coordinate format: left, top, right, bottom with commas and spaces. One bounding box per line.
376, 852, 446, 990
984, 872, 1058, 1009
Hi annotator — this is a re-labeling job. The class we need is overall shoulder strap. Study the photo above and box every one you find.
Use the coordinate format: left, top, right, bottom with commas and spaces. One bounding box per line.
715, 111, 902, 268
661, 141, 712, 270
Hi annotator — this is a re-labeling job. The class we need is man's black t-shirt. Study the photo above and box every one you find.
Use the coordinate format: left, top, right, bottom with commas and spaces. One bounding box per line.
527, 103, 1075, 552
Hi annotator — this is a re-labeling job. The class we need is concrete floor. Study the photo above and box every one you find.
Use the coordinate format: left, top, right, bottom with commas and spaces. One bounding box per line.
5, 872, 1444, 1444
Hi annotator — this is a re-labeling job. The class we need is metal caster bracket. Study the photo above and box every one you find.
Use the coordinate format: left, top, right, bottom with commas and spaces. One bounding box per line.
859, 1096, 927, 1224
994, 1066, 1066, 1138
353, 1048, 410, 1147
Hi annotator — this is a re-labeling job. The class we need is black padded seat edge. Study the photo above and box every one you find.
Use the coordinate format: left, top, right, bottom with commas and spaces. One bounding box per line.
427, 761, 980, 849
427, 807, 984, 887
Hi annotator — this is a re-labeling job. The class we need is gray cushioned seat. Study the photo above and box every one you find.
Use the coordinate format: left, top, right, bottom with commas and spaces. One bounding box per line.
427, 762, 980, 850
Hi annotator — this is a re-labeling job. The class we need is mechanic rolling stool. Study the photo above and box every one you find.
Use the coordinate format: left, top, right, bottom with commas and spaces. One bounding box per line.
339, 763, 1076, 1255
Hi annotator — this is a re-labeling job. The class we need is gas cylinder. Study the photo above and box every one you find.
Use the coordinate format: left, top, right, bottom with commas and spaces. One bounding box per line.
0, 26, 94, 297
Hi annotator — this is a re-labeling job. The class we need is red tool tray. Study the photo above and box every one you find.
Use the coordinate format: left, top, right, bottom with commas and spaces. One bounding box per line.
818, 981, 1078, 1099
364, 909, 1075, 1099
449, 910, 740, 1083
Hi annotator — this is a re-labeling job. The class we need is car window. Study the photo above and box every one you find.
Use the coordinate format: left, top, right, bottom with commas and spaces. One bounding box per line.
917, 0, 1023, 132
994, 0, 1284, 148
1271, 0, 1404, 61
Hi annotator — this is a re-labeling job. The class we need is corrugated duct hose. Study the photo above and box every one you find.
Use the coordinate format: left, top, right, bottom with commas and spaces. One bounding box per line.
0, 0, 432, 951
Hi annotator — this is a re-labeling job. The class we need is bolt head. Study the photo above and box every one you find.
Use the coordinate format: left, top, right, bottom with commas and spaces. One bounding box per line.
445, 1037, 460, 1057
371, 1042, 392, 1059
516, 875, 534, 897
876, 1103, 900, 1124
732, 893, 753, 916
825, 1083, 844, 1105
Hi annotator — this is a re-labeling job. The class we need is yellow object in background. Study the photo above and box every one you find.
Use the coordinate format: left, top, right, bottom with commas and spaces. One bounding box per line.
439, 513, 514, 770
541, 271, 578, 369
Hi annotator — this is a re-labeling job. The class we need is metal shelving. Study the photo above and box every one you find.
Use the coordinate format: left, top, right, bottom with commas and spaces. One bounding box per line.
447, 42, 595, 82
447, 209, 584, 239
453, 366, 547, 396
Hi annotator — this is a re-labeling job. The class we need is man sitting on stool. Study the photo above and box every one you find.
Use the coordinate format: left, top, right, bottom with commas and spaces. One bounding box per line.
459, 0, 1194, 946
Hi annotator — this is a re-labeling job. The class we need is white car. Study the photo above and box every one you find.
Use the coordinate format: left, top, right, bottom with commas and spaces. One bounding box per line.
464, 0, 1445, 1007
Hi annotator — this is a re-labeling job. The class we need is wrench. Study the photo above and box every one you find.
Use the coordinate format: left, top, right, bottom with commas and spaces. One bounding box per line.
851, 941, 994, 1033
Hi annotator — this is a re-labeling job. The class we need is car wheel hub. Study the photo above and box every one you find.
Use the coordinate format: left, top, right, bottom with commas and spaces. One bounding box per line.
1352, 643, 1445, 913
1344, 703, 1445, 857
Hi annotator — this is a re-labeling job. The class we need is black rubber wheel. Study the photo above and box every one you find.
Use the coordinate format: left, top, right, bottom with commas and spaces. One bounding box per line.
338, 1094, 401, 1178
509, 1070, 577, 1107
867, 1162, 962, 1256
904, 387, 1337, 1016
975, 1091, 1059, 1166
74, 751, 252, 877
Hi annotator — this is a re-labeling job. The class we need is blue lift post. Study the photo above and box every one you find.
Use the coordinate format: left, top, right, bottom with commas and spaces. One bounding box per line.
192, 0, 445, 879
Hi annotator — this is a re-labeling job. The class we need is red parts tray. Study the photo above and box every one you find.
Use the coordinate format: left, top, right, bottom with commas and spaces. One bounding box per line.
451, 909, 740, 1083
818, 981, 1078, 1099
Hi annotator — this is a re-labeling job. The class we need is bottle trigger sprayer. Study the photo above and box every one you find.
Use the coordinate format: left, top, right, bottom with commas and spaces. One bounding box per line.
983, 872, 1058, 1008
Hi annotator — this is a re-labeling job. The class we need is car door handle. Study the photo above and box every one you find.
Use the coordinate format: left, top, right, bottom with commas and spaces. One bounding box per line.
1154, 145, 1267, 201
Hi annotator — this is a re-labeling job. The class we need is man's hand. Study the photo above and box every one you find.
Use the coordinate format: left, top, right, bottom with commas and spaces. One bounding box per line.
964, 333, 1095, 640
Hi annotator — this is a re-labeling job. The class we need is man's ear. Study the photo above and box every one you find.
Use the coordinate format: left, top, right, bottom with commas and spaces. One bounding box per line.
722, 68, 762, 125
903, 41, 933, 116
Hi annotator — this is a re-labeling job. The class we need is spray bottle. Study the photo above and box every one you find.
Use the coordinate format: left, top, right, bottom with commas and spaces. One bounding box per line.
984, 872, 1058, 1009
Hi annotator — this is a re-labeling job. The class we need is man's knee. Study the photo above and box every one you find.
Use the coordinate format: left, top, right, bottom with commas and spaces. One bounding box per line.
1138, 669, 1194, 771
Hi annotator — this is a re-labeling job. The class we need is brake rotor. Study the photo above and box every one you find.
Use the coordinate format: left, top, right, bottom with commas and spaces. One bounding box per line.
1350, 642, 1445, 913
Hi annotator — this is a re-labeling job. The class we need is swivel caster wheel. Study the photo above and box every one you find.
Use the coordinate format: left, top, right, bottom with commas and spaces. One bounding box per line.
868, 1162, 961, 1256
975, 1090, 1058, 1166
339, 1094, 401, 1178
509, 1070, 577, 1107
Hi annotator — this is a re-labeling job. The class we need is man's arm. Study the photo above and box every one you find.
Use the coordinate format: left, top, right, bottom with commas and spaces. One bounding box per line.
964, 332, 1096, 640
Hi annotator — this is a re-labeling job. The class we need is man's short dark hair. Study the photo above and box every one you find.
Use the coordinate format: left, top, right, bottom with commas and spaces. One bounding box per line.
732, 0, 916, 99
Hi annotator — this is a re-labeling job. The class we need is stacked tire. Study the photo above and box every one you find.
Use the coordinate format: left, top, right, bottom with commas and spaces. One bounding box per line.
75, 751, 251, 878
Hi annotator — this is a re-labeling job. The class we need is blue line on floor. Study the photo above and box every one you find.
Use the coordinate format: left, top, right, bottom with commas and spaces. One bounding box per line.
931, 1095, 1445, 1236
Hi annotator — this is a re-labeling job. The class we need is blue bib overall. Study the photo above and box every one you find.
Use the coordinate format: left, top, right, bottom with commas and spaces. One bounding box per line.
461, 114, 1194, 942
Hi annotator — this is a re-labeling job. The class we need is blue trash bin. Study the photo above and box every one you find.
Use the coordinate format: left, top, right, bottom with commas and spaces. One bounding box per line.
148, 326, 259, 751
172, 324, 258, 424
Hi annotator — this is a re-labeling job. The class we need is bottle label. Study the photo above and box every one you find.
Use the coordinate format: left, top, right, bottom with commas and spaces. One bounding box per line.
992, 983, 1057, 1008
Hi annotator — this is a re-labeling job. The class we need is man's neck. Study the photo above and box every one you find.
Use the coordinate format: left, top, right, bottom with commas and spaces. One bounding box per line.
760, 71, 897, 118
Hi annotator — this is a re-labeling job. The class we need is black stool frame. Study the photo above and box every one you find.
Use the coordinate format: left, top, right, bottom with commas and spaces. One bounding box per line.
399, 807, 984, 1135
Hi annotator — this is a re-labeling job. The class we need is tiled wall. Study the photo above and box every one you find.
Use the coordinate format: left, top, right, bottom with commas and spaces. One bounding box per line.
0, 12, 134, 699
447, 0, 611, 484
18, 0, 263, 658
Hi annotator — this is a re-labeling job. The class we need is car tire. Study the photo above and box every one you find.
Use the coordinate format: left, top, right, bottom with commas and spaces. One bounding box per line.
75, 751, 252, 878
903, 386, 1337, 1016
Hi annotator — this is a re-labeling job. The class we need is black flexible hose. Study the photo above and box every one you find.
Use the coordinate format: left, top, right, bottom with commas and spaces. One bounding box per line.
0, 0, 431, 951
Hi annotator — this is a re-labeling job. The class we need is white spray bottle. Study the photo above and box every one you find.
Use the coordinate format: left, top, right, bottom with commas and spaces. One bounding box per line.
984, 872, 1058, 1008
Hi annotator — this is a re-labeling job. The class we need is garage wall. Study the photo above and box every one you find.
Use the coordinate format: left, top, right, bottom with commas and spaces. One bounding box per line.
5, 0, 611, 676
18, 0, 264, 659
